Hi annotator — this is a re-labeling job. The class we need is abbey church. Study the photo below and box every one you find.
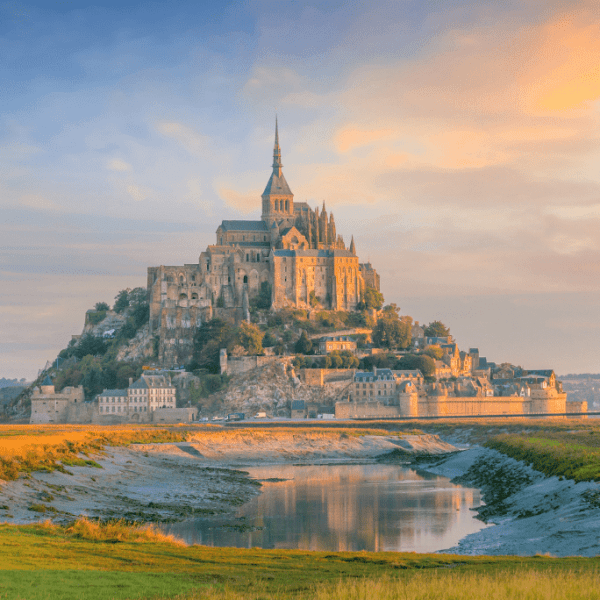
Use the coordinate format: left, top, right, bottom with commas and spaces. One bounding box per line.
148, 120, 379, 366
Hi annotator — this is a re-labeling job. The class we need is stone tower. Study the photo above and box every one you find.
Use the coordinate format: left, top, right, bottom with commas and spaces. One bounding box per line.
261, 117, 295, 228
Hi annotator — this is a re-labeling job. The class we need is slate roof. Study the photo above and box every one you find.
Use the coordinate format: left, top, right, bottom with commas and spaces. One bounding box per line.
219, 220, 269, 232
354, 368, 394, 381
42, 375, 53, 386
273, 248, 354, 258
263, 171, 293, 196
291, 400, 306, 410
98, 389, 127, 397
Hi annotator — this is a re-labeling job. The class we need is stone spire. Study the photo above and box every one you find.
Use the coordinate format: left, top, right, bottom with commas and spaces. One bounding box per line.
272, 115, 282, 176
350, 235, 356, 255
262, 117, 294, 222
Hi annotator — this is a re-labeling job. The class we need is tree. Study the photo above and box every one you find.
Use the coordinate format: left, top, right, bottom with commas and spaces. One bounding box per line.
424, 345, 444, 360
251, 281, 272, 310
424, 320, 450, 338
360, 287, 384, 310
236, 322, 264, 355
372, 312, 411, 350
262, 331, 276, 347
113, 289, 131, 313
95, 302, 110, 311
396, 354, 435, 378
294, 330, 313, 355
192, 319, 237, 373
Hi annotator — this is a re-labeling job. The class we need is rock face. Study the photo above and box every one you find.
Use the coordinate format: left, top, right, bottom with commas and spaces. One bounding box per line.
205, 359, 351, 417
116, 325, 154, 362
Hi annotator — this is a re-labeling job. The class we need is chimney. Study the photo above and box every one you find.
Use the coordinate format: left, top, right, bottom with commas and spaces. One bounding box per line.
373, 366, 377, 376
129, 377, 133, 386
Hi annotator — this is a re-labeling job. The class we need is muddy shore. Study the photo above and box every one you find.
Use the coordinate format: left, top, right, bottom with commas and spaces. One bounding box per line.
0, 433, 455, 525
422, 447, 600, 557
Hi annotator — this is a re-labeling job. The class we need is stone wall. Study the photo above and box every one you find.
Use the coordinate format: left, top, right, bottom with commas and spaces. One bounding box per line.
300, 368, 356, 387
335, 394, 569, 419
221, 354, 278, 375
335, 401, 400, 419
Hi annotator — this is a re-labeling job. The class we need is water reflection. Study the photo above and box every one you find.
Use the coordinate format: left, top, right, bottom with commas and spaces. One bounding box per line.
164, 464, 486, 553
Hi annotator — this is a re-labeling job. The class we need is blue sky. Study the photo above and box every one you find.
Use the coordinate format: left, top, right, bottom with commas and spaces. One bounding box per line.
2, 0, 600, 378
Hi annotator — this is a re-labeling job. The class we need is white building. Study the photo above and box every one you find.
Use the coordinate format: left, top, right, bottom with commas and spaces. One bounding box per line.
97, 374, 176, 415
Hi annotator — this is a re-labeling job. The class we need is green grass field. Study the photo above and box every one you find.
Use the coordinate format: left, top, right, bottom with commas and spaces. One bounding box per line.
2, 421, 600, 599
0, 520, 599, 600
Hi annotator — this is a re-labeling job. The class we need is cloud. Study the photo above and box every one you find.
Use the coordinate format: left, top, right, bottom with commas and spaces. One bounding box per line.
155, 121, 212, 157
218, 187, 260, 214
126, 184, 151, 202
107, 158, 132, 172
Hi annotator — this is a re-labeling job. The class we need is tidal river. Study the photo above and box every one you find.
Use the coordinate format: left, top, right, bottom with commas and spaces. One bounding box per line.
164, 463, 487, 552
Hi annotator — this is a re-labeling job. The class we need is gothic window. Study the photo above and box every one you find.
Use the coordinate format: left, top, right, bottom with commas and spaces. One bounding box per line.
243, 275, 248, 284
246, 254, 249, 262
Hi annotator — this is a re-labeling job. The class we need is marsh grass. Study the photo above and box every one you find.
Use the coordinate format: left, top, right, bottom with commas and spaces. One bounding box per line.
1, 520, 599, 600
306, 570, 600, 600
485, 433, 600, 482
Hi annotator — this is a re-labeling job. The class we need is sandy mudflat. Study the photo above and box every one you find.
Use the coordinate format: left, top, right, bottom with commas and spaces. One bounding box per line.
423, 447, 600, 557
0, 432, 456, 525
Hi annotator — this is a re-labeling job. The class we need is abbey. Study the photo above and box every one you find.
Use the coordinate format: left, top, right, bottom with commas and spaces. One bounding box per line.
148, 120, 379, 367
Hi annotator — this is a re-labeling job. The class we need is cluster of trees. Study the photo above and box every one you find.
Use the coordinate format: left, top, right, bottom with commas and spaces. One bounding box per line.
372, 304, 412, 350
189, 319, 265, 373
293, 350, 359, 370
358, 352, 436, 378
52, 288, 151, 398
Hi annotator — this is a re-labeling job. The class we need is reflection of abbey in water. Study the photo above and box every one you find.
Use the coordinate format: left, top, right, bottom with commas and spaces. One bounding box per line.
148, 119, 379, 366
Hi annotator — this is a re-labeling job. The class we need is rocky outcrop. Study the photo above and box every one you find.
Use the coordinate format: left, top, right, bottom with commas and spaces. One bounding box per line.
205, 359, 351, 417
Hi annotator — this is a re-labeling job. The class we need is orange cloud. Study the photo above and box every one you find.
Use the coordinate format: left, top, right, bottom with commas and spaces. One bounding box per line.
335, 127, 394, 153
523, 13, 600, 113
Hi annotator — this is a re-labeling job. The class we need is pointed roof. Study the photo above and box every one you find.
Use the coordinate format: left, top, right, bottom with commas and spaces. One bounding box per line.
263, 117, 293, 196
350, 235, 356, 255
42, 375, 53, 386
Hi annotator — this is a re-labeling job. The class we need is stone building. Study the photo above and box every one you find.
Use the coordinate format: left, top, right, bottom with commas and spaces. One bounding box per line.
97, 374, 176, 418
30, 376, 87, 424
337, 367, 576, 419
148, 119, 380, 367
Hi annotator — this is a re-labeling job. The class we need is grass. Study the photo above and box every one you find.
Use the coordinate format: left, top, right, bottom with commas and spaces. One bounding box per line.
485, 433, 600, 482
0, 520, 598, 600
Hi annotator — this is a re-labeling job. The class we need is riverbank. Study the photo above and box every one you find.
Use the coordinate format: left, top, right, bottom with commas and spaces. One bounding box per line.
0, 427, 456, 524
421, 447, 600, 557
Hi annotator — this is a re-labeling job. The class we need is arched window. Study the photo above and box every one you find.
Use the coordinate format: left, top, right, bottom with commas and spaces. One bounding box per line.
191, 293, 198, 300
179, 293, 187, 300
179, 275, 184, 284
243, 275, 248, 284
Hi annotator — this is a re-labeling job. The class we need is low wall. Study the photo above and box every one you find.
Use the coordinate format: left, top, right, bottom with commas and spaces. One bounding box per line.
152, 407, 198, 423
300, 369, 356, 387
335, 401, 400, 419
418, 397, 528, 417
335, 394, 572, 419
224, 355, 277, 376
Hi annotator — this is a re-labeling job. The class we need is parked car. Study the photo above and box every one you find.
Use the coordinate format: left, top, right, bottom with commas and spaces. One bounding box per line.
226, 413, 245, 422
254, 412, 267, 419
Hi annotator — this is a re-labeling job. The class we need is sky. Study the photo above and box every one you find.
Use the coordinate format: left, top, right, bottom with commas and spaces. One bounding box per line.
1, 0, 600, 379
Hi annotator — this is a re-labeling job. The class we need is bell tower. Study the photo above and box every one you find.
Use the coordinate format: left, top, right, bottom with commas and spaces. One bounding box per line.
261, 117, 294, 227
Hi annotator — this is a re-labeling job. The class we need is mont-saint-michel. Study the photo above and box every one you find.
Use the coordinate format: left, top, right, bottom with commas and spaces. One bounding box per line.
4, 1, 600, 595
17, 121, 586, 427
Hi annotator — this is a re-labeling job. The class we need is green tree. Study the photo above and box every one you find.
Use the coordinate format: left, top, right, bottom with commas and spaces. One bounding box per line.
113, 289, 131, 313
294, 330, 313, 354
251, 281, 272, 310
396, 354, 435, 378
372, 312, 411, 350
262, 331, 276, 347
424, 320, 451, 338
192, 319, 237, 373
360, 287, 384, 310
236, 322, 264, 355
94, 302, 110, 311
273, 341, 285, 356
424, 345, 444, 360
74, 334, 107, 359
